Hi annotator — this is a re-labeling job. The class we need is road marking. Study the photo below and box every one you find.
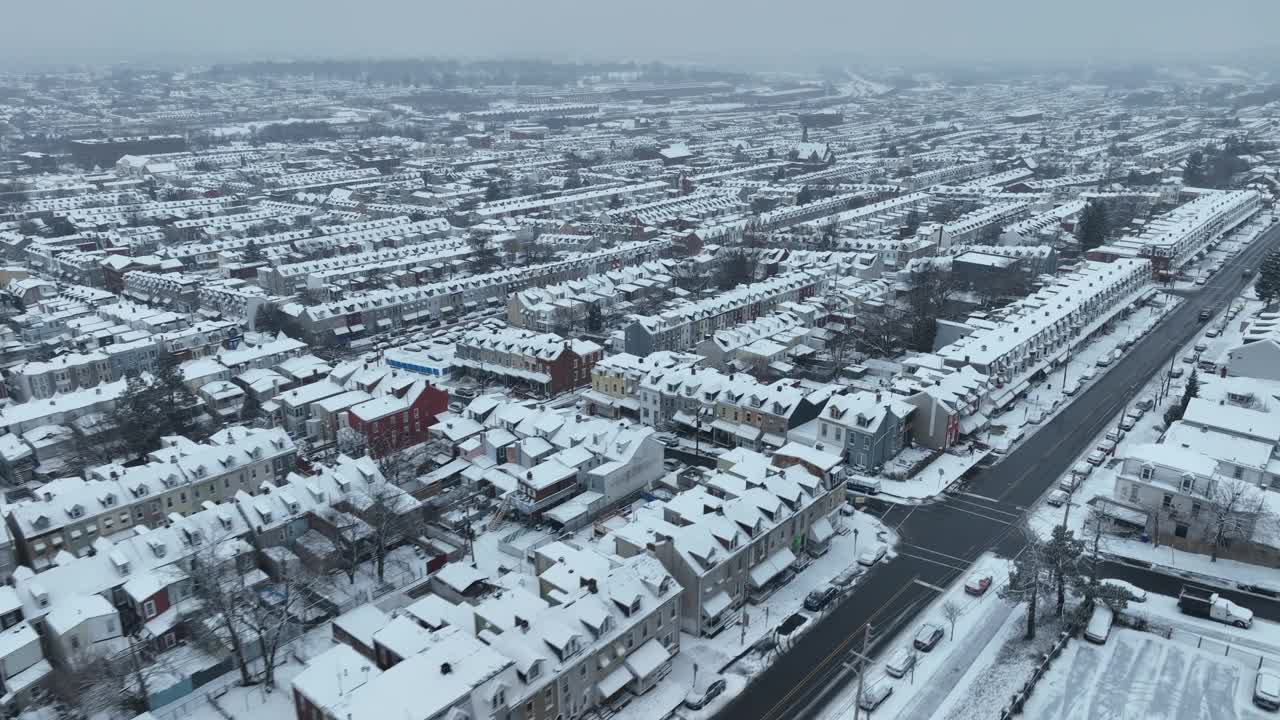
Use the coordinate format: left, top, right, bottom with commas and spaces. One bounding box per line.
900, 551, 970, 572
956, 490, 1002, 504
913, 578, 947, 593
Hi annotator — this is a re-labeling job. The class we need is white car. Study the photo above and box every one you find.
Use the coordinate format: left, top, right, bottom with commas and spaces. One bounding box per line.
1073, 461, 1094, 478
1086, 450, 1107, 466
857, 543, 888, 567
1046, 489, 1070, 507
1256, 671, 1280, 711
1119, 416, 1137, 431
1058, 474, 1082, 492
1100, 578, 1148, 603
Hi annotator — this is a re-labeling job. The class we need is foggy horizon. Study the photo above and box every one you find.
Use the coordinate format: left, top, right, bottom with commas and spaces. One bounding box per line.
4, 0, 1280, 71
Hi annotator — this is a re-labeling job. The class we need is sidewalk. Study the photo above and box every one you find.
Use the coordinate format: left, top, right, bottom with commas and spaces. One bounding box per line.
896, 599, 1018, 720
868, 448, 989, 504
1100, 536, 1277, 595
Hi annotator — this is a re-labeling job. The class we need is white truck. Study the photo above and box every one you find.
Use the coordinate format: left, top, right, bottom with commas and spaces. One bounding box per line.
1178, 586, 1254, 628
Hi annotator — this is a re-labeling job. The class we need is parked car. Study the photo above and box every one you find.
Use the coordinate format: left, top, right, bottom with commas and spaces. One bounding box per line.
1085, 605, 1114, 644
1097, 438, 1118, 456
1206, 327, 1221, 338
1255, 672, 1280, 711
1058, 474, 1082, 492
656, 433, 681, 448
885, 647, 916, 678
1095, 352, 1113, 367
663, 459, 682, 473
1105, 428, 1125, 444
964, 574, 993, 596
914, 624, 945, 651
1182, 352, 1197, 364
1199, 309, 1212, 322
858, 679, 893, 711
1079, 368, 1097, 382
857, 543, 888, 567
1119, 416, 1137, 431
1047, 489, 1070, 507
832, 565, 864, 587
1100, 578, 1148, 603
1194, 341, 1208, 352
1064, 380, 1082, 397
804, 586, 839, 612
684, 675, 728, 710
1169, 366, 1184, 378
1136, 396, 1155, 411
1086, 450, 1107, 466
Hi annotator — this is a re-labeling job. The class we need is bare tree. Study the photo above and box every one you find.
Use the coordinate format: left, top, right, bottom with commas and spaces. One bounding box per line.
186, 532, 264, 687
187, 531, 320, 690
343, 455, 424, 583
942, 600, 964, 640
1204, 477, 1266, 562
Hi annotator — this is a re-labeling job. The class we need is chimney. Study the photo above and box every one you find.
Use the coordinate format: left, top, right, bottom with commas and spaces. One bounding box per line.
440, 662, 452, 675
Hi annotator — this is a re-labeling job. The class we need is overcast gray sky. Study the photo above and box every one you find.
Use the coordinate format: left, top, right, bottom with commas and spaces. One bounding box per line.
2, 0, 1276, 68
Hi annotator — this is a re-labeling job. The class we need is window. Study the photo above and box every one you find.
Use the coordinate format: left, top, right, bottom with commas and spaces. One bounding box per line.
1180, 476, 1194, 494
1161, 493, 1173, 509
1175, 523, 1189, 538
1191, 502, 1202, 517
143, 600, 157, 619
1128, 484, 1140, 503
1233, 466, 1244, 479
1140, 465, 1154, 480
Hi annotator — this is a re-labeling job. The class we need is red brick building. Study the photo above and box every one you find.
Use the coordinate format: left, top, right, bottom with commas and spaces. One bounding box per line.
345, 379, 449, 456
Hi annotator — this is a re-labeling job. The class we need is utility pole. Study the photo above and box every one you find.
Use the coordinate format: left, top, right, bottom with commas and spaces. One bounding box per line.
853, 623, 872, 720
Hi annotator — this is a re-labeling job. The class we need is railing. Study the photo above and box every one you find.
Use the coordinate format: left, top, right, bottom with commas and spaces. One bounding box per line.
998, 626, 1077, 718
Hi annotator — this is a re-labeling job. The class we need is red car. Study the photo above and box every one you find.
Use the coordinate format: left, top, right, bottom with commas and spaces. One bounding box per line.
965, 574, 993, 596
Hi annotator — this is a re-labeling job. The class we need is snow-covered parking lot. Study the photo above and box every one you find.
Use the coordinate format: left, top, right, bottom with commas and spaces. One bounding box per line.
1026, 628, 1271, 720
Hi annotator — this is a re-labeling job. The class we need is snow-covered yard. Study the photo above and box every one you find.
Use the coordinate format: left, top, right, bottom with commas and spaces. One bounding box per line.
1024, 628, 1270, 720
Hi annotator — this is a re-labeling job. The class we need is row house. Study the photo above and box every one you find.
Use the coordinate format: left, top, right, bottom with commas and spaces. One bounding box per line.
6, 428, 295, 569
9, 350, 113, 401
197, 280, 276, 328
122, 270, 203, 312
506, 259, 677, 332
257, 236, 467, 295
817, 391, 915, 472
895, 357, 992, 450
157, 319, 242, 360
344, 377, 450, 456
0, 378, 127, 437
298, 242, 662, 344
1107, 189, 1261, 277
937, 258, 1151, 394
583, 351, 704, 420
609, 454, 843, 636
474, 180, 666, 220
452, 328, 603, 396
623, 269, 829, 355
296, 552, 677, 720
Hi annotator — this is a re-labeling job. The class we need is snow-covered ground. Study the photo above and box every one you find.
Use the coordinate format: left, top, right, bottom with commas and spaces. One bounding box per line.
873, 446, 989, 502
812, 553, 1011, 720
1024, 628, 1270, 720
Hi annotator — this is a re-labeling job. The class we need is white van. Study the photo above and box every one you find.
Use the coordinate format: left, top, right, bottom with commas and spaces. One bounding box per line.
885, 647, 915, 678
1084, 605, 1114, 644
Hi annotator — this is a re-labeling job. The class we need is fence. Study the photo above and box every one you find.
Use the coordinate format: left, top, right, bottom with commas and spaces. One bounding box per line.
997, 628, 1076, 719
1126, 612, 1280, 674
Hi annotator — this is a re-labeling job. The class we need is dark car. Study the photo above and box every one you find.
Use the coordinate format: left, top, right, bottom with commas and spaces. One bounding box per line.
913, 623, 945, 651
1198, 309, 1212, 322
804, 586, 838, 612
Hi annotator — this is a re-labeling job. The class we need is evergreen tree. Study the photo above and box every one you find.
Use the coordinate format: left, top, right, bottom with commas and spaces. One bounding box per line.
1164, 369, 1200, 427
1183, 150, 1205, 186
1255, 250, 1280, 305
585, 303, 603, 333
242, 239, 264, 264
1077, 202, 1108, 252
1043, 525, 1084, 618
